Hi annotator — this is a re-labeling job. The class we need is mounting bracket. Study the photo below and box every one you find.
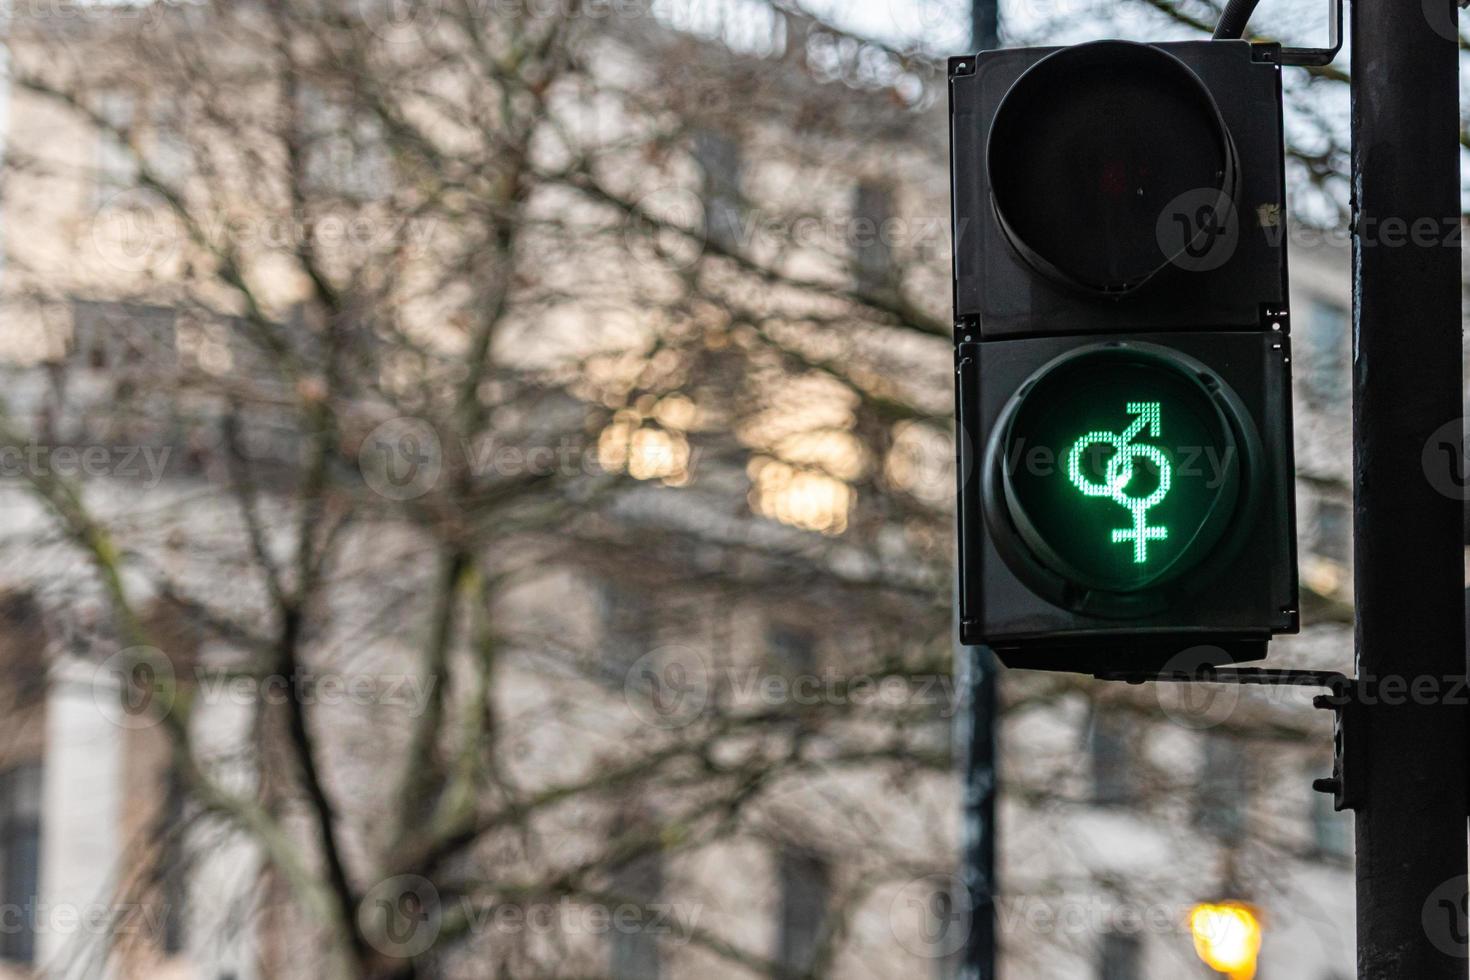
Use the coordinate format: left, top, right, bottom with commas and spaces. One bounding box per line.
1094, 666, 1364, 811
1278, 0, 1343, 67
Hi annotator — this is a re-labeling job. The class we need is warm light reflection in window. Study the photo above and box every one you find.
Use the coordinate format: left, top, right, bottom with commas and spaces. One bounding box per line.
598, 410, 691, 486
736, 375, 865, 535
652, 393, 698, 431
747, 456, 852, 535
772, 429, 866, 481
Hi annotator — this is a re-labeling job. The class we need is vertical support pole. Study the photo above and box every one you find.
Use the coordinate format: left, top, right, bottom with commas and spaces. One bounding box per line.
957, 8, 1000, 976
956, 644, 998, 980
971, 0, 998, 54
1351, 0, 1469, 975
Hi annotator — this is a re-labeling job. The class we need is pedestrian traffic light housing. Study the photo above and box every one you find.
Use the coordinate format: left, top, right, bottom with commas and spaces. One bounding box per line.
952, 39, 1298, 672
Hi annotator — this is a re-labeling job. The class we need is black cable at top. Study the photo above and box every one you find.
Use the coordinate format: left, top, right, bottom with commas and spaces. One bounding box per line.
1212, 0, 1262, 39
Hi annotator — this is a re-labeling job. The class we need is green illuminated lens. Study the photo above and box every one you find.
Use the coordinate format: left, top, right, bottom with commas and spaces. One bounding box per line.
997, 347, 1244, 594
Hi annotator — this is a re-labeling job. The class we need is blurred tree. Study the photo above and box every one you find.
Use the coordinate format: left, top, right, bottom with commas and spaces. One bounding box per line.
0, 0, 1387, 977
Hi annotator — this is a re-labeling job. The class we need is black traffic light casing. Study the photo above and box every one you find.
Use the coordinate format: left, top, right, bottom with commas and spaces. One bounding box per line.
952, 39, 1299, 673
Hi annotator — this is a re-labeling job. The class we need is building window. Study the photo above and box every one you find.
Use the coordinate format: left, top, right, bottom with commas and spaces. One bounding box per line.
1197, 735, 1249, 840
298, 86, 392, 199
0, 764, 42, 964
95, 91, 137, 204
70, 299, 178, 370
776, 847, 829, 973
1304, 299, 1349, 405
597, 580, 656, 686
768, 624, 815, 676
1089, 707, 1132, 806
1312, 497, 1351, 567
694, 130, 743, 252
1098, 930, 1141, 980
609, 849, 662, 980
0, 593, 48, 707
851, 181, 895, 295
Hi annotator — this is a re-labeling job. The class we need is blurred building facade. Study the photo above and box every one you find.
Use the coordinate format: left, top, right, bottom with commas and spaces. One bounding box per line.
0, 3, 1426, 980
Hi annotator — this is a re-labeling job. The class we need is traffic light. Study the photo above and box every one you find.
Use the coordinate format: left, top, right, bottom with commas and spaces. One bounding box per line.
952, 39, 1298, 672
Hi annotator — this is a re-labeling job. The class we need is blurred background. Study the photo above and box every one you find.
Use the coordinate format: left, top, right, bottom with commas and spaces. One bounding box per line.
0, 0, 1428, 977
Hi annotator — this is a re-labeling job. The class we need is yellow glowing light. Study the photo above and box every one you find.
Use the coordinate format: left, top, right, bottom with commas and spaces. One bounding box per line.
596, 413, 636, 471
652, 394, 699, 431
772, 429, 867, 482
1189, 902, 1263, 980
748, 457, 852, 535
628, 427, 690, 484
597, 414, 691, 486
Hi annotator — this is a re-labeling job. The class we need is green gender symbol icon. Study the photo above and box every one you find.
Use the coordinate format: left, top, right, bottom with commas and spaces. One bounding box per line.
1065, 402, 1173, 564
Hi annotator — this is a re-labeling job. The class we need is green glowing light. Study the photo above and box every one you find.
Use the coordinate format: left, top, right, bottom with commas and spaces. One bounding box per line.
1065, 402, 1172, 563
995, 345, 1248, 599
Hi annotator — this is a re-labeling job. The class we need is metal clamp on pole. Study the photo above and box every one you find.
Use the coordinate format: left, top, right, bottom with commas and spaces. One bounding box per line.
1093, 666, 1360, 810
1279, 0, 1343, 67
1310, 686, 1367, 812
1213, 0, 1343, 67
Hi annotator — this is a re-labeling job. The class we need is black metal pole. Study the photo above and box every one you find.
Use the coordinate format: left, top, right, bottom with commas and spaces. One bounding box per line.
958, 7, 999, 976
1351, 0, 1469, 975
956, 643, 997, 980
971, 0, 998, 53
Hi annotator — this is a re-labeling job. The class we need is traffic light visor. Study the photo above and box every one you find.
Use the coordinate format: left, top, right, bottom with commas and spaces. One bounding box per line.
987, 40, 1239, 296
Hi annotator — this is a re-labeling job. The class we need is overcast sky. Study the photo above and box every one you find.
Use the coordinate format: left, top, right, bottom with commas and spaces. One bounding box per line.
800, 0, 1336, 53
